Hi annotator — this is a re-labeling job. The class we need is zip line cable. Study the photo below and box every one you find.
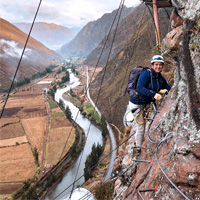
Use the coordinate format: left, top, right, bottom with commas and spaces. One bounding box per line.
111, 3, 147, 124
50, 2, 177, 200
52, 132, 135, 200
0, 0, 43, 120
59, 0, 125, 161
68, 1, 125, 199
79, 60, 177, 200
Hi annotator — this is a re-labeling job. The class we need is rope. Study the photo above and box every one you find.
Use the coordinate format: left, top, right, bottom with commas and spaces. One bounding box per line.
111, 3, 147, 124
0, 0, 43, 119
53, 132, 135, 200
68, 0, 126, 199
59, 0, 126, 161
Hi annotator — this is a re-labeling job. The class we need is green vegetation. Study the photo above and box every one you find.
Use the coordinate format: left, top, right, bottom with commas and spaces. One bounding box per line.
50, 112, 65, 118
100, 115, 108, 139
65, 106, 72, 119
83, 102, 101, 124
48, 99, 58, 109
48, 85, 57, 99
95, 182, 114, 200
84, 143, 103, 181
33, 147, 39, 166
11, 64, 58, 90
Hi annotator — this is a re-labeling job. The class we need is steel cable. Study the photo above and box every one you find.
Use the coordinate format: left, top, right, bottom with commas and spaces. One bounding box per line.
68, 1, 125, 199
59, 0, 125, 161
0, 0, 43, 119
155, 133, 191, 200
54, 1, 126, 199
53, 132, 135, 200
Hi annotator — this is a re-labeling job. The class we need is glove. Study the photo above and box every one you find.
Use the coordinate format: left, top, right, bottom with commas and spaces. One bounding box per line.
159, 89, 168, 94
154, 93, 162, 101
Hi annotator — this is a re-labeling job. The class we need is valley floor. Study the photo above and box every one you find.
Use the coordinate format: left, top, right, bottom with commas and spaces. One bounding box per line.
0, 71, 75, 196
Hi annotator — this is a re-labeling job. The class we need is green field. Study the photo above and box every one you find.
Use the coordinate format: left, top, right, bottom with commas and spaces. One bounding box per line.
84, 102, 101, 124
50, 112, 65, 118
48, 100, 58, 109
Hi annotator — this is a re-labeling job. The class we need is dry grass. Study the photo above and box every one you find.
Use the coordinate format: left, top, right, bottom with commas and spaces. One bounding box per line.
50, 116, 71, 128
0, 136, 28, 147
0, 143, 37, 182
0, 117, 19, 127
0, 122, 25, 140
21, 116, 47, 161
46, 126, 75, 165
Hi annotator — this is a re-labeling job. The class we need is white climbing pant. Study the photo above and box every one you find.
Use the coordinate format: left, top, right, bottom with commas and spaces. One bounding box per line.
129, 101, 145, 147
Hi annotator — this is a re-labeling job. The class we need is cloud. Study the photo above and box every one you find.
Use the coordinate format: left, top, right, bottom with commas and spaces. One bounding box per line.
0, 0, 140, 28
0, 39, 32, 59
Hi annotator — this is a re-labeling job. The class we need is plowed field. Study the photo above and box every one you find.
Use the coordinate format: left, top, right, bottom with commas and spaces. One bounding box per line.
46, 126, 75, 164
0, 144, 37, 182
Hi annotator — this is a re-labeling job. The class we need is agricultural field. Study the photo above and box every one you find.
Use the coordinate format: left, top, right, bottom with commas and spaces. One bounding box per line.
45, 109, 75, 165
0, 75, 75, 195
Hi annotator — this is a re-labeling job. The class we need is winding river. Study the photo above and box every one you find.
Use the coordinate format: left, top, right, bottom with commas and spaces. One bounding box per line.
46, 71, 103, 200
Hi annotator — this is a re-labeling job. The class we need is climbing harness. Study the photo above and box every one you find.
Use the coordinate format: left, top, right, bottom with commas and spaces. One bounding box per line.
123, 102, 158, 127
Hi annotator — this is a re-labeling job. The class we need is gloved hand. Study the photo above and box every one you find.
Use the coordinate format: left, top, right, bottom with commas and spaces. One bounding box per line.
159, 89, 168, 94
154, 93, 162, 101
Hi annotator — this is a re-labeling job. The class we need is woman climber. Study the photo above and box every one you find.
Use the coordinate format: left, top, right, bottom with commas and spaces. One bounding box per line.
129, 55, 171, 150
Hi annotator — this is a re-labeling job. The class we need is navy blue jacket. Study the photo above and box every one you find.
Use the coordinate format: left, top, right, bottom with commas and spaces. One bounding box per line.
130, 68, 171, 105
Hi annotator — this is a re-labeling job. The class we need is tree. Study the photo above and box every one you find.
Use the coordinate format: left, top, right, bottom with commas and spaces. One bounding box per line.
33, 147, 39, 165
62, 66, 66, 71
71, 66, 75, 73
65, 106, 72, 119
101, 115, 108, 139
84, 143, 103, 181
58, 99, 65, 110
69, 142, 77, 157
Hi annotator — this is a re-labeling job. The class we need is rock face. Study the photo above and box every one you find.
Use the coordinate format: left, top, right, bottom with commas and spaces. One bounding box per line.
112, 0, 200, 200
58, 6, 134, 58
90, 4, 171, 131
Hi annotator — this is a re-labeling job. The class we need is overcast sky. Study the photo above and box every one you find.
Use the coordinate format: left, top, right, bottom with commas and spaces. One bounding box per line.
0, 0, 141, 29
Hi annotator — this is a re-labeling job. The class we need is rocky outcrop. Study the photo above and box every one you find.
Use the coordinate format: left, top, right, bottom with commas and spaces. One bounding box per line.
113, 0, 200, 199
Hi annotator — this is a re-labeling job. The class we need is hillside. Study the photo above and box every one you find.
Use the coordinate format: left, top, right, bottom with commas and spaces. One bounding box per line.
90, 3, 172, 130
89, 1, 200, 199
84, 4, 171, 67
0, 18, 62, 91
58, 6, 135, 58
14, 22, 76, 50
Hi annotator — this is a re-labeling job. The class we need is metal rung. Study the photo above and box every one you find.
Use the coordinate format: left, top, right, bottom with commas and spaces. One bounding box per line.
138, 186, 157, 200
133, 146, 145, 149
132, 159, 152, 163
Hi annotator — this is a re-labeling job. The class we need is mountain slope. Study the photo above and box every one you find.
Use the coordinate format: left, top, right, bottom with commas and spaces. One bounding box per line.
89, 1, 200, 199
84, 5, 172, 67
0, 18, 62, 91
14, 22, 76, 50
90, 4, 172, 130
58, 6, 135, 58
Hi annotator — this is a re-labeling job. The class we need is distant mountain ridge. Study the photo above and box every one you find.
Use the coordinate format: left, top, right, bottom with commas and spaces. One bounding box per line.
0, 18, 62, 91
14, 22, 76, 50
58, 6, 135, 58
